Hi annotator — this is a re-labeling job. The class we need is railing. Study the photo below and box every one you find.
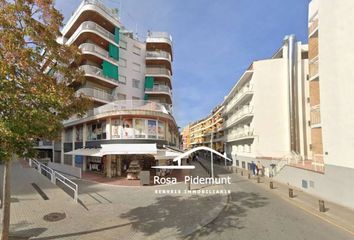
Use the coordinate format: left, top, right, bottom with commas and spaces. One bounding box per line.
66, 0, 119, 27
79, 43, 117, 63
147, 32, 172, 45
226, 129, 254, 142
145, 85, 172, 95
146, 67, 171, 77
76, 87, 113, 102
146, 51, 172, 61
310, 105, 321, 126
224, 106, 253, 128
67, 21, 116, 45
308, 18, 318, 36
79, 65, 118, 84
34, 140, 53, 147
224, 84, 253, 113
309, 61, 319, 79
94, 100, 170, 115
28, 159, 78, 203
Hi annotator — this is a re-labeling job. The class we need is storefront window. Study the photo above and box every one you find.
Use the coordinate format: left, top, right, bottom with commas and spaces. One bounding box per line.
111, 119, 123, 139
87, 121, 106, 140
158, 121, 165, 140
134, 119, 147, 138
148, 120, 157, 139
122, 119, 134, 139
76, 126, 83, 141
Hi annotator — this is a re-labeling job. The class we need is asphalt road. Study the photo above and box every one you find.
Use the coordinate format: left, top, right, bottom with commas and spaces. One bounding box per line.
185, 164, 354, 240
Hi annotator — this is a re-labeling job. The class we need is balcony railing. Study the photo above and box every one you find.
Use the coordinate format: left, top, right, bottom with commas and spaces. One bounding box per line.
146, 51, 172, 61
145, 85, 172, 96
79, 43, 118, 64
67, 21, 117, 45
226, 129, 254, 142
76, 87, 113, 102
147, 32, 172, 45
146, 67, 171, 77
309, 61, 319, 79
224, 84, 253, 113
224, 106, 253, 128
308, 18, 318, 36
310, 105, 321, 126
34, 140, 53, 147
79, 65, 118, 84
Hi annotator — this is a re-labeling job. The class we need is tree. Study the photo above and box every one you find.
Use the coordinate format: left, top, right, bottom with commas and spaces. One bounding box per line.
0, 0, 91, 239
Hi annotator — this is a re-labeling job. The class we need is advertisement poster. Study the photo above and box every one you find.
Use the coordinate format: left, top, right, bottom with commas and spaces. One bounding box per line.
158, 120, 165, 139
111, 119, 122, 139
122, 118, 133, 139
134, 119, 146, 138
148, 119, 157, 138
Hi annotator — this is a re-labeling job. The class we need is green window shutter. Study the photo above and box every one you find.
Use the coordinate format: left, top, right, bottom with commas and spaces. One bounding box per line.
102, 60, 118, 80
144, 76, 154, 88
144, 94, 148, 100
114, 27, 120, 44
108, 43, 119, 60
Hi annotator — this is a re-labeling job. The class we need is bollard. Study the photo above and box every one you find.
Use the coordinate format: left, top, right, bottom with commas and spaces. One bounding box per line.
241, 170, 243, 176
257, 176, 260, 183
248, 173, 251, 179
319, 200, 325, 212
270, 181, 274, 189
289, 188, 294, 198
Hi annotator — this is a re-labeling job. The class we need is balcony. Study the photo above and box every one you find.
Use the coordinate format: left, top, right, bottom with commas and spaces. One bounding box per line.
224, 106, 254, 129
146, 51, 172, 61
146, 67, 171, 77
76, 87, 113, 103
146, 32, 172, 46
145, 85, 172, 96
79, 43, 118, 65
224, 84, 253, 113
309, 60, 319, 81
226, 129, 254, 142
310, 105, 321, 127
79, 65, 118, 87
66, 21, 118, 46
33, 139, 53, 149
308, 18, 318, 37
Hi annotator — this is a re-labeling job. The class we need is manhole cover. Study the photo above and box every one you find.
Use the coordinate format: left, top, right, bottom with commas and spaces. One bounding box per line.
43, 212, 66, 222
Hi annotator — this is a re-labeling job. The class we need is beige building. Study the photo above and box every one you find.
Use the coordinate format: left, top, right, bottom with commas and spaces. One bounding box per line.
186, 105, 224, 152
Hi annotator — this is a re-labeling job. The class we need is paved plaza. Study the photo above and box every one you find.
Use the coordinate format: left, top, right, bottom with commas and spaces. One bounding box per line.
0, 160, 353, 240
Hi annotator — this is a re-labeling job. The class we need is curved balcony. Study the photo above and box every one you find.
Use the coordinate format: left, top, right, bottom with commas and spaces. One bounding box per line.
79, 43, 118, 66
76, 87, 113, 104
66, 21, 118, 47
146, 51, 172, 61
146, 67, 172, 84
145, 85, 172, 96
79, 65, 118, 87
147, 32, 172, 46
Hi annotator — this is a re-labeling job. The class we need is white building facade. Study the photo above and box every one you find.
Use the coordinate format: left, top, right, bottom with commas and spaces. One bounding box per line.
223, 38, 310, 172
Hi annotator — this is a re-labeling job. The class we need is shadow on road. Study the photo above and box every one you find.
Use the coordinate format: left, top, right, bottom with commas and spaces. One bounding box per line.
120, 191, 268, 238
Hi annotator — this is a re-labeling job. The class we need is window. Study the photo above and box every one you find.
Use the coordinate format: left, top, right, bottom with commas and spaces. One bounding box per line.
147, 119, 157, 139
117, 93, 126, 100
132, 79, 140, 88
132, 62, 141, 72
75, 126, 83, 141
111, 119, 123, 139
133, 45, 141, 55
64, 128, 73, 142
119, 75, 126, 84
120, 39, 127, 50
134, 119, 147, 138
132, 96, 140, 100
87, 122, 106, 140
120, 58, 127, 67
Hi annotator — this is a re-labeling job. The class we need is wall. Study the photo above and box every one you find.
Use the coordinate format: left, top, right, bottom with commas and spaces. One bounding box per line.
275, 164, 354, 210
319, 0, 354, 168
252, 58, 290, 158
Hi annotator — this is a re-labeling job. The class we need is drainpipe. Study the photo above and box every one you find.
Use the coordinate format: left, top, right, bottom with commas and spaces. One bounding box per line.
284, 35, 300, 154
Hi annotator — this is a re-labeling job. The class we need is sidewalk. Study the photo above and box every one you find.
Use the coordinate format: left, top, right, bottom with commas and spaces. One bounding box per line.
229, 167, 354, 236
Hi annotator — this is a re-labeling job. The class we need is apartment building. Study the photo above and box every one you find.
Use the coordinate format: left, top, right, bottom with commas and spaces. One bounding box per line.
187, 105, 224, 152
181, 125, 191, 151
42, 0, 179, 179
223, 38, 310, 171
275, 0, 354, 210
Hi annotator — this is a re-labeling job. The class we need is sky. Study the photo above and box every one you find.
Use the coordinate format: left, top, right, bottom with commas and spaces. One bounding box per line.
55, 0, 309, 129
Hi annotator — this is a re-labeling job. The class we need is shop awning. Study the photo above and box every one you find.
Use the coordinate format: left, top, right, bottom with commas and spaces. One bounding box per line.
64, 148, 102, 157
64, 143, 157, 157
